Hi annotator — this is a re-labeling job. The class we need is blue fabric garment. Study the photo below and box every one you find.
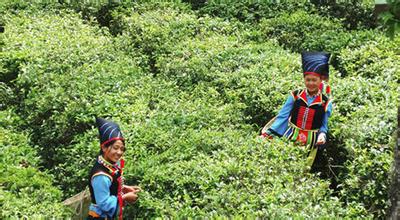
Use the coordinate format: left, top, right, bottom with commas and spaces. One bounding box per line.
89, 174, 118, 217
268, 91, 332, 136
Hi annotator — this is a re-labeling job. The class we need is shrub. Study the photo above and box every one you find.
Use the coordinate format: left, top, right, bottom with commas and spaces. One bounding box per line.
328, 69, 398, 218
57, 0, 192, 33
114, 8, 240, 72
156, 33, 302, 125
124, 137, 353, 218
336, 35, 400, 79
197, 0, 376, 29
197, 1, 315, 23
259, 11, 389, 73
315, 0, 377, 30
0, 0, 60, 12
259, 10, 344, 53
0, 82, 16, 110
300, 29, 379, 59
0, 10, 143, 169
0, 123, 70, 218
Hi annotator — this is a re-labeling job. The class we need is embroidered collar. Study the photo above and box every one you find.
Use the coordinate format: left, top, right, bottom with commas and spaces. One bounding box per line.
299, 89, 323, 106
98, 155, 120, 173
305, 89, 320, 97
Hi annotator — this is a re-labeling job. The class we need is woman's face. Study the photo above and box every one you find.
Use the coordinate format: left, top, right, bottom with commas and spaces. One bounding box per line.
102, 140, 125, 163
304, 74, 322, 94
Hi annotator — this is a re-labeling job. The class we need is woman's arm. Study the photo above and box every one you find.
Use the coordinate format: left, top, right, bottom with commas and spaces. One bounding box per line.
264, 93, 295, 137
122, 185, 141, 193
91, 174, 118, 216
319, 101, 333, 134
317, 101, 333, 145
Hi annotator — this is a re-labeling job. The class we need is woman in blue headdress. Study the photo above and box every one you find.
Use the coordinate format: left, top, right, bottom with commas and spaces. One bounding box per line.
260, 52, 333, 168
87, 117, 141, 220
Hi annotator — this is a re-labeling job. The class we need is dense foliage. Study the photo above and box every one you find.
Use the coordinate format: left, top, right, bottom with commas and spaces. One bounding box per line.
0, 0, 398, 218
0, 110, 70, 218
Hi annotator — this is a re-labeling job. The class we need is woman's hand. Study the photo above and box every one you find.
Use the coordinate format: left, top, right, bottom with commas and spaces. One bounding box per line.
122, 185, 142, 194
131, 185, 142, 193
316, 133, 326, 145
259, 132, 273, 140
122, 191, 138, 204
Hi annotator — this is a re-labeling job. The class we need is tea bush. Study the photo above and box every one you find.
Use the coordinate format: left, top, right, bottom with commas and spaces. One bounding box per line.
125, 138, 354, 218
0, 116, 70, 218
0, 10, 143, 169
259, 10, 344, 52
337, 35, 400, 79
106, 6, 398, 218
197, 1, 314, 23
60, 0, 192, 34
115, 8, 302, 126
336, 103, 396, 216
114, 8, 241, 72
0, 0, 59, 12
196, 0, 376, 29
327, 40, 399, 217
314, 0, 376, 30
156, 36, 302, 125
67, 123, 358, 217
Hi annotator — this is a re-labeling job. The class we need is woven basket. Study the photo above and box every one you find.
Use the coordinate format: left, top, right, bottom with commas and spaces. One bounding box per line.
261, 116, 277, 134
63, 188, 91, 220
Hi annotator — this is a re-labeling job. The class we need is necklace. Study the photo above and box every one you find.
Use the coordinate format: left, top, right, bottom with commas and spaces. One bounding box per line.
98, 155, 120, 174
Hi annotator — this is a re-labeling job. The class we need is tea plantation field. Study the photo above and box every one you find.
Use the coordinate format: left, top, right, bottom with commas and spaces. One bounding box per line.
0, 1, 398, 218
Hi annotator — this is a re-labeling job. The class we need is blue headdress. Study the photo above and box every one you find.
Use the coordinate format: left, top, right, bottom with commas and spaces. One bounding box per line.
301, 52, 330, 78
96, 117, 124, 147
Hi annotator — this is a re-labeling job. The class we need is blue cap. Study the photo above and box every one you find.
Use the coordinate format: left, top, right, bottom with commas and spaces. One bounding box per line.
301, 51, 330, 77
96, 117, 124, 147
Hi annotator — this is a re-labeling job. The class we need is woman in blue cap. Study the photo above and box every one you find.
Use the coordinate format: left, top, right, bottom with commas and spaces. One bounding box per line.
260, 52, 333, 168
87, 117, 141, 220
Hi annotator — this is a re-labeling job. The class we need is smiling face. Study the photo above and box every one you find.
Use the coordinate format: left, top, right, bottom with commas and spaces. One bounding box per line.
101, 140, 125, 163
304, 74, 322, 94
